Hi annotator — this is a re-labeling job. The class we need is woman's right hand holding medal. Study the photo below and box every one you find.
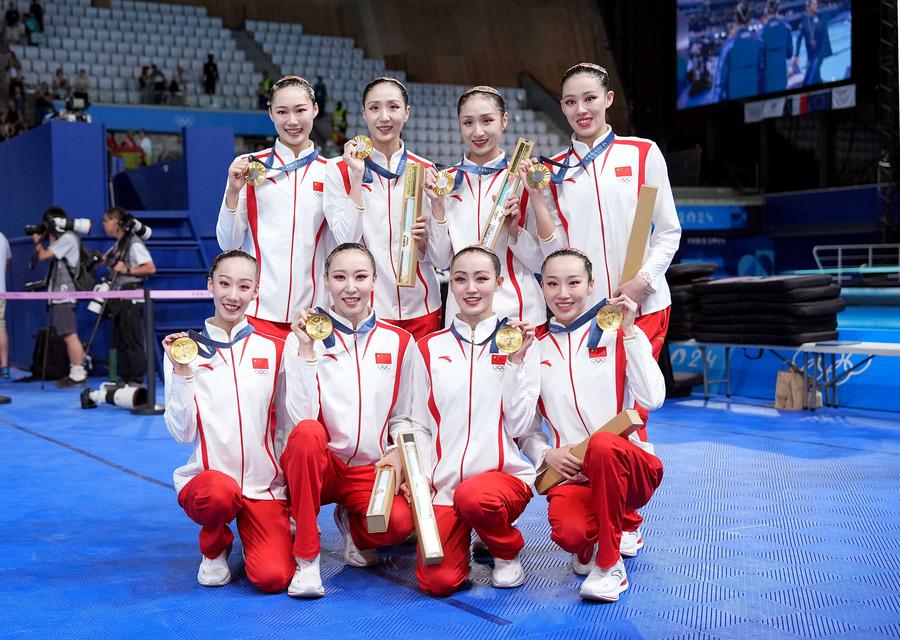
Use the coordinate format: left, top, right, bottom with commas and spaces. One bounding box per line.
342, 138, 366, 180
290, 309, 318, 360
226, 156, 249, 200
162, 332, 192, 377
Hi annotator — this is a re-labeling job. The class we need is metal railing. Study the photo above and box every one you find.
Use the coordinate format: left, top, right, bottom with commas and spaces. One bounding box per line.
811, 244, 900, 283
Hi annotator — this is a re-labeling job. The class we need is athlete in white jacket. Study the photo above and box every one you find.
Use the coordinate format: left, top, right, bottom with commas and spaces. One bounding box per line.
323, 77, 451, 340
409, 246, 539, 596
516, 250, 665, 602
217, 76, 360, 336
162, 250, 294, 594
425, 86, 547, 327
279, 243, 417, 598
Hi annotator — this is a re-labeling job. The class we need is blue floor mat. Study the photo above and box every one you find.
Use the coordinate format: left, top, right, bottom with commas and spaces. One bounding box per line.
1, 379, 899, 640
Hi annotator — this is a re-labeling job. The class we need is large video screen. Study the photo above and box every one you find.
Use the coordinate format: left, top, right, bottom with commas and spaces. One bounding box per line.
676, 0, 852, 109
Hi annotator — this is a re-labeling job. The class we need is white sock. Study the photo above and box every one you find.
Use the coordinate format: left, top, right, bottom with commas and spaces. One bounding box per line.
70, 364, 86, 382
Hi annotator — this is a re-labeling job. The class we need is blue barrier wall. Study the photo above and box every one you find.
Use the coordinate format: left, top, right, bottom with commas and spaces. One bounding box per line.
65, 102, 272, 136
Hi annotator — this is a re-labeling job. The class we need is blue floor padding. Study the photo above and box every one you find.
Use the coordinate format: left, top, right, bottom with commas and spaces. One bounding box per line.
1, 377, 900, 640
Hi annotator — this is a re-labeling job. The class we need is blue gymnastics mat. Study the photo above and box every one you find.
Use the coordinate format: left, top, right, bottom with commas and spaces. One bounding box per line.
1, 377, 899, 640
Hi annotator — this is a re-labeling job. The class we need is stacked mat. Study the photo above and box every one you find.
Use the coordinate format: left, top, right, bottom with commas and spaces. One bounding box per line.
692, 275, 844, 345
665, 262, 719, 341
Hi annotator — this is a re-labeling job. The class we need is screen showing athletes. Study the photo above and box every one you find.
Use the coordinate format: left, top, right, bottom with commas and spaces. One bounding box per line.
676, 0, 852, 109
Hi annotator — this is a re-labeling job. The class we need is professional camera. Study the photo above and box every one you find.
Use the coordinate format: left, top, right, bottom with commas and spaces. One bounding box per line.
25, 278, 48, 292
80, 382, 147, 410
57, 94, 92, 123
87, 280, 112, 315
121, 214, 152, 240
25, 216, 92, 237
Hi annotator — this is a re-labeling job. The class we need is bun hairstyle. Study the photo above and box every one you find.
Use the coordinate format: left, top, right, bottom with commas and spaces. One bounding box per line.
561, 62, 610, 92
541, 248, 594, 282
268, 75, 316, 106
362, 76, 409, 107
325, 242, 377, 275
209, 249, 259, 281
457, 85, 507, 116
451, 245, 502, 278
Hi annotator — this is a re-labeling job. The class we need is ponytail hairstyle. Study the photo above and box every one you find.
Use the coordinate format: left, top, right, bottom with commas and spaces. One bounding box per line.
268, 75, 316, 107
457, 85, 507, 116
209, 249, 259, 281
325, 242, 377, 276
561, 62, 611, 92
541, 248, 593, 283
451, 245, 502, 279
362, 76, 409, 107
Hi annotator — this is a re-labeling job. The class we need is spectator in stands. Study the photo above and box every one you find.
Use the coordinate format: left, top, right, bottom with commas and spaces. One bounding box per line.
5, 96, 24, 137
0, 112, 8, 141
12, 83, 24, 116
168, 66, 185, 105
73, 68, 89, 96
4, 1, 18, 28
0, 230, 10, 379
106, 130, 118, 153
330, 101, 347, 147
3, 5, 24, 45
29, 0, 41, 32
137, 129, 152, 165
138, 66, 152, 103
261, 71, 273, 94
4, 47, 22, 94
150, 65, 166, 104
23, 11, 40, 45
32, 81, 53, 125
53, 67, 71, 99
256, 80, 268, 110
313, 75, 327, 111
202, 53, 218, 95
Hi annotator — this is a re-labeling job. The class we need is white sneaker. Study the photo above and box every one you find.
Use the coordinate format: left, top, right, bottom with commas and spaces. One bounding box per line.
288, 555, 325, 598
571, 543, 596, 576
333, 505, 378, 568
580, 558, 629, 602
491, 555, 525, 588
197, 548, 231, 587
619, 529, 644, 558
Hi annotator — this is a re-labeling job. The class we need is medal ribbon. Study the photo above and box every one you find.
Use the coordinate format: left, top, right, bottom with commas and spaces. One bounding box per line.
188, 325, 255, 359
317, 307, 377, 349
449, 317, 508, 354
540, 132, 616, 184
547, 300, 607, 349
363, 150, 408, 185
251, 147, 320, 175
439, 158, 509, 192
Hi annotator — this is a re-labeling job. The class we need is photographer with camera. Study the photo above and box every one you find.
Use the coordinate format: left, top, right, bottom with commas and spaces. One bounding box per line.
30, 206, 92, 387
100, 207, 155, 386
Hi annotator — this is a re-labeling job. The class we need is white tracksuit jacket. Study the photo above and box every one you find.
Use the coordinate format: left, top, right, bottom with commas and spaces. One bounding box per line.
410, 315, 539, 506
163, 318, 288, 500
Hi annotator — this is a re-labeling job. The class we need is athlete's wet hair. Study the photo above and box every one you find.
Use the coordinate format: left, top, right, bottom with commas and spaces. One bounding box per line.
457, 85, 507, 116
325, 243, 377, 276
541, 248, 594, 282
451, 245, 501, 278
362, 77, 409, 107
268, 75, 316, 107
561, 62, 611, 92
209, 249, 259, 281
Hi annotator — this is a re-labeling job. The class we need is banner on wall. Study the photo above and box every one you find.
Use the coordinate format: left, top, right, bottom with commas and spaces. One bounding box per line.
743, 84, 855, 123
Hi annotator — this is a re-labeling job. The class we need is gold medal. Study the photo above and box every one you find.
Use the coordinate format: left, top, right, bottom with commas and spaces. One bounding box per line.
431, 170, 454, 196
525, 164, 551, 190
352, 134, 373, 159
304, 313, 333, 341
596, 304, 623, 331
171, 337, 198, 365
495, 326, 524, 355
245, 160, 267, 186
